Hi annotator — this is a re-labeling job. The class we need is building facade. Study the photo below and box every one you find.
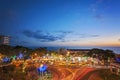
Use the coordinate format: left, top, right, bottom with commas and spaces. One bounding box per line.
0, 36, 10, 45
110, 63, 120, 75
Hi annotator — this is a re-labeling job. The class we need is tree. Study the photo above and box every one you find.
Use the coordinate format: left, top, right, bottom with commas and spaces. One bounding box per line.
87, 48, 104, 57
58, 48, 67, 55
31, 47, 47, 57
104, 50, 115, 58
0, 45, 15, 56
25, 65, 39, 80
87, 48, 115, 59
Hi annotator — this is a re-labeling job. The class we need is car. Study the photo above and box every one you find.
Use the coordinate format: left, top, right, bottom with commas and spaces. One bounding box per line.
59, 62, 65, 65
69, 62, 76, 66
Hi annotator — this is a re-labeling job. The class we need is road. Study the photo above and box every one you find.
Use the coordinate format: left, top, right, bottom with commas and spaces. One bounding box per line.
48, 64, 95, 80
0, 61, 94, 80
0, 59, 109, 80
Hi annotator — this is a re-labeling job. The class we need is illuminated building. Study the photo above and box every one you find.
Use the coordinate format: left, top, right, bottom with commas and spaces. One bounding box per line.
0, 35, 10, 45
67, 49, 90, 54
110, 63, 120, 75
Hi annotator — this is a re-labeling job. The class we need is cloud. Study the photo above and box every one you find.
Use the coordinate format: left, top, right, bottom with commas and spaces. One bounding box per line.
95, 14, 103, 19
56, 31, 73, 34
118, 39, 120, 42
20, 41, 29, 44
90, 35, 100, 37
79, 34, 100, 38
89, 0, 106, 21
89, 0, 104, 13
10, 36, 29, 46
23, 30, 71, 42
90, 7, 97, 13
96, 0, 104, 4
23, 30, 34, 37
95, 14, 104, 20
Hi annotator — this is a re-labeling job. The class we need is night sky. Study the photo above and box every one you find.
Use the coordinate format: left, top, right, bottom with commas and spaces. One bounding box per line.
0, 0, 120, 47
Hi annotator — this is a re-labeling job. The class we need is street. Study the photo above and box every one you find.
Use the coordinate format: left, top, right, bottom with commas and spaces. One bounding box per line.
48, 64, 95, 80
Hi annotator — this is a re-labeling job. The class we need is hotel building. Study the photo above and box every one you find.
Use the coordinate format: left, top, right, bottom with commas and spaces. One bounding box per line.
0, 35, 10, 45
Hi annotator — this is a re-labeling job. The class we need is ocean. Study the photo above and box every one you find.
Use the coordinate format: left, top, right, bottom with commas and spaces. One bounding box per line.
47, 46, 120, 54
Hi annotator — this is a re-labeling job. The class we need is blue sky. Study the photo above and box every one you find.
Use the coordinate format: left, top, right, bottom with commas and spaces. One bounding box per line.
0, 0, 120, 47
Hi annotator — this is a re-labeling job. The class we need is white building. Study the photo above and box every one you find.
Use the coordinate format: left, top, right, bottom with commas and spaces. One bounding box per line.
0, 35, 10, 45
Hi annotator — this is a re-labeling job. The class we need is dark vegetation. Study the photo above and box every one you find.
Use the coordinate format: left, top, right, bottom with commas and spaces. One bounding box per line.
99, 69, 120, 80
87, 48, 115, 60
0, 64, 26, 80
0, 45, 47, 57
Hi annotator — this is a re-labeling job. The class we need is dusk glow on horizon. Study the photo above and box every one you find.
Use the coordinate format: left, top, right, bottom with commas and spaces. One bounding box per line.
0, 0, 120, 47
